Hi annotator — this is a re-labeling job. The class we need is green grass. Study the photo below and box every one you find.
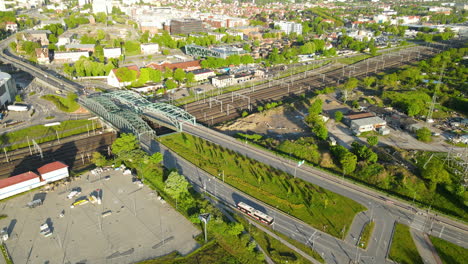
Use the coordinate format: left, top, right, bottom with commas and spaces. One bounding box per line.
0, 119, 101, 151
430, 236, 468, 264
359, 221, 374, 249
0, 214, 7, 220
45, 116, 55, 120
28, 91, 36, 96
40, 94, 80, 112
389, 223, 423, 264
0, 244, 13, 264
235, 214, 322, 263
336, 54, 372, 65
137, 240, 240, 264
159, 133, 366, 238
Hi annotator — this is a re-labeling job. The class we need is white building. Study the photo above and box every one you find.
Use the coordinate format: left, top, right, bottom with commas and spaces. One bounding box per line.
0, 0, 6, 12
140, 43, 159, 55
189, 69, 215, 82
53, 51, 89, 63
78, 0, 89, 7
211, 75, 235, 88
92, 0, 112, 14
37, 161, 69, 183
350, 116, 387, 134
274, 21, 303, 35
0, 71, 17, 110
5, 22, 17, 32
0, 172, 43, 200
104, 48, 122, 58
107, 65, 140, 88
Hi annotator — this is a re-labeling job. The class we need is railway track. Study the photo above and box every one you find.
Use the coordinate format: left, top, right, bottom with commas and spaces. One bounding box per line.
0, 131, 116, 179
184, 45, 439, 125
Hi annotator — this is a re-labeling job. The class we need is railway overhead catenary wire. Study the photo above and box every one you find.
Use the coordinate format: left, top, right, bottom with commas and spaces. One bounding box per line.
184, 45, 438, 125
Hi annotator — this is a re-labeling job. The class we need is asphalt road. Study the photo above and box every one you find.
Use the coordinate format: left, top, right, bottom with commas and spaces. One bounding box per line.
176, 123, 468, 258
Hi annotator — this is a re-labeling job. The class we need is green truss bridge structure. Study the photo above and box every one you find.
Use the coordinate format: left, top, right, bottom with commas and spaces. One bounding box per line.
80, 91, 196, 136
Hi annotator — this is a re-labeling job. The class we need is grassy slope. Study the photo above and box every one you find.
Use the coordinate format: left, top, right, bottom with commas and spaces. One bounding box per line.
389, 223, 423, 264
159, 133, 365, 238
430, 236, 468, 264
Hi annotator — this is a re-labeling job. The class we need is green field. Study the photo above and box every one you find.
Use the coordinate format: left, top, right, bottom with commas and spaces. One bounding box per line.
336, 54, 372, 65
236, 214, 323, 263
40, 94, 80, 112
0, 119, 100, 151
430, 236, 468, 264
159, 133, 365, 238
138, 240, 240, 264
389, 223, 423, 264
359, 221, 375, 249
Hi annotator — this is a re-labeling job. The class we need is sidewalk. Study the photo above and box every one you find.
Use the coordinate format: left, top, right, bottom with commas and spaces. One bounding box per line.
411, 229, 443, 264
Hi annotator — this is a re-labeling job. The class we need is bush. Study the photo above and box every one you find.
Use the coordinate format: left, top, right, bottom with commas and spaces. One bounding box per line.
416, 127, 432, 142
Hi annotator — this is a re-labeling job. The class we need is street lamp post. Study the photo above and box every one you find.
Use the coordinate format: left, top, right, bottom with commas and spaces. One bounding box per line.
198, 213, 211, 243
294, 160, 305, 178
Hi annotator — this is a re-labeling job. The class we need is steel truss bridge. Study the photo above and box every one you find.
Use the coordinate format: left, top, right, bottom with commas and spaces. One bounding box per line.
80, 90, 196, 136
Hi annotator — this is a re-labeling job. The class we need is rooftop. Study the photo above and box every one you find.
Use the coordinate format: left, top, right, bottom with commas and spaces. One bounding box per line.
0, 172, 40, 189
37, 161, 68, 175
351, 116, 386, 126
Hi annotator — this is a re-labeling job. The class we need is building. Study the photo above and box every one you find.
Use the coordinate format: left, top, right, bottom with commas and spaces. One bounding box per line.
188, 69, 216, 82
146, 60, 201, 72
211, 74, 235, 88
18, 30, 51, 46
107, 65, 140, 88
53, 51, 89, 63
344, 112, 375, 126
35, 48, 49, 64
92, 0, 112, 14
185, 45, 245, 59
274, 21, 303, 35
170, 18, 204, 35
350, 116, 387, 134
37, 161, 69, 183
0, 71, 17, 110
0, 161, 70, 200
5, 22, 17, 32
140, 43, 159, 55
78, 0, 89, 7
65, 44, 95, 52
0, 172, 42, 200
103, 48, 122, 59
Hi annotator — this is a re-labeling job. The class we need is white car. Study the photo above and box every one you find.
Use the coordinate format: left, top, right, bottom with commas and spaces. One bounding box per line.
67, 190, 81, 199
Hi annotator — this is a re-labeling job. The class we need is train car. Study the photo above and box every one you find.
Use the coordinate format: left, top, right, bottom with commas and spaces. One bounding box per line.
237, 202, 274, 225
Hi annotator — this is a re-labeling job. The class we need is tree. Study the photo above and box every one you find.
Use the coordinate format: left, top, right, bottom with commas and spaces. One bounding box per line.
309, 98, 323, 115
112, 133, 139, 156
362, 76, 376, 89
115, 67, 138, 83
313, 123, 328, 140
367, 136, 379, 146
334, 111, 343, 122
186, 72, 195, 85
92, 152, 107, 167
94, 12, 107, 24
341, 152, 357, 174
342, 77, 359, 102
173, 68, 186, 84
421, 159, 451, 191
165, 79, 177, 90
162, 49, 170, 55
164, 171, 189, 199
148, 152, 163, 166
416, 127, 432, 142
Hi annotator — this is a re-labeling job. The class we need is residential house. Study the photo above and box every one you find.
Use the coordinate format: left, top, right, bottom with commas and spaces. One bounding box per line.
53, 51, 89, 63
188, 68, 215, 82
18, 30, 51, 46
107, 65, 140, 88
103, 48, 122, 58
5, 22, 17, 32
65, 44, 95, 52
35, 48, 49, 64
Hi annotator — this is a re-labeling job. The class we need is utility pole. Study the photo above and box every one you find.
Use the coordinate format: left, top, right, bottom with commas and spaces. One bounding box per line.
426, 65, 445, 123
198, 213, 211, 243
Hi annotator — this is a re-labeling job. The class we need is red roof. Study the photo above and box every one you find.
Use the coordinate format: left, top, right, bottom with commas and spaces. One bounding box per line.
37, 161, 68, 175
146, 60, 201, 71
0, 172, 40, 189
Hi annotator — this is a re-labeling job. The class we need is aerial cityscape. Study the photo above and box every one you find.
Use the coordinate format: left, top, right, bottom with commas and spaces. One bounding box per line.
0, 0, 466, 263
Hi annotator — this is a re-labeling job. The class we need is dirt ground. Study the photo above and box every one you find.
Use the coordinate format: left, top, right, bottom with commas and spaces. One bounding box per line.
216, 103, 312, 140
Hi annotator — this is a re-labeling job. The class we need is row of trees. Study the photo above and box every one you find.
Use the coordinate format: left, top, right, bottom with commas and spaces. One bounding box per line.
63, 57, 118, 77
305, 98, 328, 140
200, 54, 255, 68
114, 66, 196, 89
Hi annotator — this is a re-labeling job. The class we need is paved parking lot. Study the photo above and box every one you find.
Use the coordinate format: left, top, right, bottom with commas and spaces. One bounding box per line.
0, 169, 200, 264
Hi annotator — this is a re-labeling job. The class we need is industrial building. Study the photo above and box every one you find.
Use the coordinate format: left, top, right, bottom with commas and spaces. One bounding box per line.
350, 116, 387, 135
170, 18, 204, 35
0, 161, 69, 200
0, 71, 17, 110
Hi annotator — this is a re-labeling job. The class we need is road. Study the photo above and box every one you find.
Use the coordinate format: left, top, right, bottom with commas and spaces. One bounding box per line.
174, 123, 468, 260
